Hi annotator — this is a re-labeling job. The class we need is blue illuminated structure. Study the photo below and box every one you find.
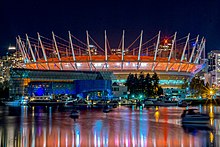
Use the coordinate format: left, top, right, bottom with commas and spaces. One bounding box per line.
27, 79, 112, 98
36, 87, 45, 96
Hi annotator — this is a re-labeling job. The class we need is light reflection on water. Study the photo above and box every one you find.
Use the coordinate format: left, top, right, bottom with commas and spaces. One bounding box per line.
0, 105, 219, 147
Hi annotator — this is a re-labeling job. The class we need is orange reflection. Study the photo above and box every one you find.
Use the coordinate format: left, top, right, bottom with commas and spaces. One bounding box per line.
0, 106, 215, 146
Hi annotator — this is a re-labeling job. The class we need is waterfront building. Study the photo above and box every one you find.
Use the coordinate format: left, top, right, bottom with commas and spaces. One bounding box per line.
8, 31, 206, 99
207, 50, 220, 87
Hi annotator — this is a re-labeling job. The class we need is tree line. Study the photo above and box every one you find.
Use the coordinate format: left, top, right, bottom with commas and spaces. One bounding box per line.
125, 72, 163, 98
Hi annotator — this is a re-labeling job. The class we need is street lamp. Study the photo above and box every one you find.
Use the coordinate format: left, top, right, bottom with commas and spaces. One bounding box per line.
210, 90, 214, 96
139, 94, 143, 99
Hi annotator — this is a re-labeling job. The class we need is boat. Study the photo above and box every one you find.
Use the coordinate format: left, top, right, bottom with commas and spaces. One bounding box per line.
108, 100, 119, 108
181, 109, 210, 124
69, 109, 80, 119
103, 105, 111, 113
3, 99, 21, 106
136, 101, 143, 106
153, 101, 177, 106
178, 100, 190, 107
28, 95, 63, 106
144, 100, 154, 106
94, 100, 109, 107
3, 96, 29, 106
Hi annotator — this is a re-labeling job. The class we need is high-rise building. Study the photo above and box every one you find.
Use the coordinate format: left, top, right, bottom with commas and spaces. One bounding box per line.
207, 50, 220, 86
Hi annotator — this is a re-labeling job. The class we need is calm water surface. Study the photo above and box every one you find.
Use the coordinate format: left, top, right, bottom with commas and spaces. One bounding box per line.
0, 105, 219, 147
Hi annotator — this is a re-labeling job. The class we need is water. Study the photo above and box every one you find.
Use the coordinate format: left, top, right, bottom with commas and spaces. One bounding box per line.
0, 105, 219, 147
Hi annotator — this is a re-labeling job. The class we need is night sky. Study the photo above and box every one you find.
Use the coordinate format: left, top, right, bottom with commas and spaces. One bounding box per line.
0, 0, 220, 55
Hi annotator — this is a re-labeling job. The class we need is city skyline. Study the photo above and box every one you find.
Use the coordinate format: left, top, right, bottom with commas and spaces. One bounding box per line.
0, 0, 220, 56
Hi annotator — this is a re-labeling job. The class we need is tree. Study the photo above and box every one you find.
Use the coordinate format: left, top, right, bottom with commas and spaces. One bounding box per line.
181, 79, 188, 89
125, 72, 163, 98
145, 73, 153, 97
125, 73, 132, 92
0, 80, 9, 99
138, 72, 145, 94
157, 86, 163, 96
190, 76, 207, 97
152, 72, 159, 96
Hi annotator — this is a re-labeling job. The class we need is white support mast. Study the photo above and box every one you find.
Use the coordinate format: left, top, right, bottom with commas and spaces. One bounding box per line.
180, 33, 190, 62
68, 31, 77, 70
86, 30, 92, 71
203, 40, 206, 63
52, 32, 61, 61
168, 32, 177, 61
52, 32, 63, 70
189, 35, 199, 63
121, 30, 125, 70
152, 31, 160, 71
21, 40, 31, 62
178, 33, 190, 72
18, 36, 28, 62
194, 38, 204, 63
16, 37, 25, 63
104, 30, 108, 70
166, 32, 177, 71
26, 34, 36, 62
195, 40, 205, 64
154, 31, 161, 61
34, 45, 40, 60
22, 41, 31, 60
137, 30, 143, 69
26, 34, 39, 69
138, 30, 143, 61
37, 32, 49, 70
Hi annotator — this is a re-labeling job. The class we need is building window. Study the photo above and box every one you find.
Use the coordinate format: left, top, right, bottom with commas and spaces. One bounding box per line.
113, 87, 119, 91
123, 92, 127, 95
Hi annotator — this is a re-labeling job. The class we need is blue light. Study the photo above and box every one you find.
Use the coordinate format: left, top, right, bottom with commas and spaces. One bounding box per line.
36, 87, 44, 96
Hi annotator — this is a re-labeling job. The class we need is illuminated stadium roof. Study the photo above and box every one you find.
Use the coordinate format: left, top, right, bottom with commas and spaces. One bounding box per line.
16, 31, 206, 77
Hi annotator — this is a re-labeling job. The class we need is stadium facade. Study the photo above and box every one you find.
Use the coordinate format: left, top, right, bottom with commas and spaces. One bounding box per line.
10, 31, 206, 99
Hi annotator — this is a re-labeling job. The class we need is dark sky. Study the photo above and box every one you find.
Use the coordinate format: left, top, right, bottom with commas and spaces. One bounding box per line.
0, 0, 220, 55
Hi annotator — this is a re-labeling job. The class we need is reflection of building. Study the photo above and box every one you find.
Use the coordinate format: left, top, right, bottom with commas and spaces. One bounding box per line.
9, 31, 206, 98
0, 107, 215, 147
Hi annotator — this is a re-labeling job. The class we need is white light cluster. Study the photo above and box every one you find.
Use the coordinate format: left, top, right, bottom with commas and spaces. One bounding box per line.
76, 63, 81, 66
141, 63, 147, 66
64, 63, 70, 67
94, 63, 102, 67
8, 46, 16, 50
116, 63, 120, 66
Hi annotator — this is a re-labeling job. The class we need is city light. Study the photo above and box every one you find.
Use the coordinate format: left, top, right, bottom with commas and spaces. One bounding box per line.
210, 90, 214, 95
139, 94, 143, 99
164, 39, 168, 44
8, 46, 16, 50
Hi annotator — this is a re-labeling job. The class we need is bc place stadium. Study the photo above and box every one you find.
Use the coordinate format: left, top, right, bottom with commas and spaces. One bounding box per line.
10, 30, 206, 99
